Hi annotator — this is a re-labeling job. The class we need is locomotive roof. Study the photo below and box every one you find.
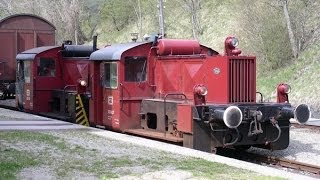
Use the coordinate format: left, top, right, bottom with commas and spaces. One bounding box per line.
90, 41, 151, 61
16, 46, 58, 61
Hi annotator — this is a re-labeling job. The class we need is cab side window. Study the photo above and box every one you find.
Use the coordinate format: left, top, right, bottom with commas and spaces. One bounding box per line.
22, 61, 30, 83
38, 58, 55, 77
124, 56, 147, 82
104, 62, 118, 89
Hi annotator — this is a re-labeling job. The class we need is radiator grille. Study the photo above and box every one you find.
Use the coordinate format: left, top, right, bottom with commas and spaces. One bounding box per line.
229, 58, 255, 103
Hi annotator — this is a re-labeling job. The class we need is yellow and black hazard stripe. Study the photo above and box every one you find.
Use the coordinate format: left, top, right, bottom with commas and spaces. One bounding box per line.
75, 94, 89, 126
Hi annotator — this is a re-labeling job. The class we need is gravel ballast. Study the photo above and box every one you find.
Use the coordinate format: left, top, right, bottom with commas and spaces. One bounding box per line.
248, 126, 320, 166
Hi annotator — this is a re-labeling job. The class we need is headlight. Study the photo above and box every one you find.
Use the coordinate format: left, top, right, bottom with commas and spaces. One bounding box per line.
194, 84, 208, 96
231, 37, 239, 47
79, 80, 87, 87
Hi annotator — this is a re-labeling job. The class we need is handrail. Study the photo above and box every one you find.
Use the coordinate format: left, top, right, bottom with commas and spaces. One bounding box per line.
256, 91, 264, 102
63, 85, 77, 93
223, 128, 240, 147
120, 83, 123, 110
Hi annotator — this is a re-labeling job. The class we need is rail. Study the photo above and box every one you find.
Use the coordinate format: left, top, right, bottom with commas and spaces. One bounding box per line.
219, 148, 320, 177
242, 151, 320, 176
291, 123, 320, 131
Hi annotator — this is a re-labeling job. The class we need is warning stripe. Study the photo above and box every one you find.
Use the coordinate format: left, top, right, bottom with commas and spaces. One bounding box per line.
75, 94, 89, 126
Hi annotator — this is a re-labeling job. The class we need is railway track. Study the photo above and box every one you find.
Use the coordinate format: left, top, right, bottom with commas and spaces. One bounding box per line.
218, 148, 320, 178
259, 154, 320, 176
292, 123, 320, 131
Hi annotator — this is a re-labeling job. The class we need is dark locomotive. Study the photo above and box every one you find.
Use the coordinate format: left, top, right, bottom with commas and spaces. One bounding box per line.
0, 14, 55, 99
16, 36, 311, 152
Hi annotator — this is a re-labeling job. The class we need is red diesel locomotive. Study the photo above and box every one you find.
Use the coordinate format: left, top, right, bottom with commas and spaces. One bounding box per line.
16, 36, 310, 152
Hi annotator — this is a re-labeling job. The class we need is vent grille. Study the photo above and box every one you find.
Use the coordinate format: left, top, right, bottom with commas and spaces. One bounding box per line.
229, 58, 255, 103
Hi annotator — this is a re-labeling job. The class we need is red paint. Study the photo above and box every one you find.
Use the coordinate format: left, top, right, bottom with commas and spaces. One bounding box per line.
177, 104, 192, 133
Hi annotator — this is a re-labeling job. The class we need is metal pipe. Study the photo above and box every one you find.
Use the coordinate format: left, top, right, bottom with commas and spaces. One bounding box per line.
158, 0, 165, 38
256, 91, 263, 102
93, 35, 98, 51
266, 123, 281, 144
223, 128, 240, 147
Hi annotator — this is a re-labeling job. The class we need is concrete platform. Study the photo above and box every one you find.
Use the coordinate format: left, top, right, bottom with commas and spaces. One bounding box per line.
0, 108, 87, 130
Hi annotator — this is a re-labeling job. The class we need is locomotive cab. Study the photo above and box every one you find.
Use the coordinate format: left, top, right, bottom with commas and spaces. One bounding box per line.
89, 42, 154, 130
16, 46, 62, 112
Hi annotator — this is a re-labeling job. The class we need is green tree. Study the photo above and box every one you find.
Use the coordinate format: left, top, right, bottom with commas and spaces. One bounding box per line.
239, 0, 292, 70
101, 1, 136, 32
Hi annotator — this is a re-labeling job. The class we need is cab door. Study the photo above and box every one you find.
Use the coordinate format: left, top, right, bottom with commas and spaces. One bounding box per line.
16, 60, 34, 111
100, 62, 120, 130
33, 56, 60, 112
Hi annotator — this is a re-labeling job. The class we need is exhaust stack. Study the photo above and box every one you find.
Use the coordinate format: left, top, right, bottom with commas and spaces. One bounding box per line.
93, 35, 97, 51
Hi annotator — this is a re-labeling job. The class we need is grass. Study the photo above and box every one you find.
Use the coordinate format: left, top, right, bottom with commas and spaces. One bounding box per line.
256, 44, 320, 114
0, 130, 280, 179
0, 131, 68, 150
0, 148, 38, 179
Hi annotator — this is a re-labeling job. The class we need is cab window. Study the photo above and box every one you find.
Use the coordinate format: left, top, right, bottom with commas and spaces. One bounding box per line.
37, 58, 55, 77
124, 56, 147, 82
104, 62, 118, 89
23, 61, 31, 83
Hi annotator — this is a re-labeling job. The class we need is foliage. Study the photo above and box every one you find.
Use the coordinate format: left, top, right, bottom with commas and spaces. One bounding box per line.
1, 0, 318, 70
288, 0, 320, 51
100, 0, 135, 32
237, 0, 292, 70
